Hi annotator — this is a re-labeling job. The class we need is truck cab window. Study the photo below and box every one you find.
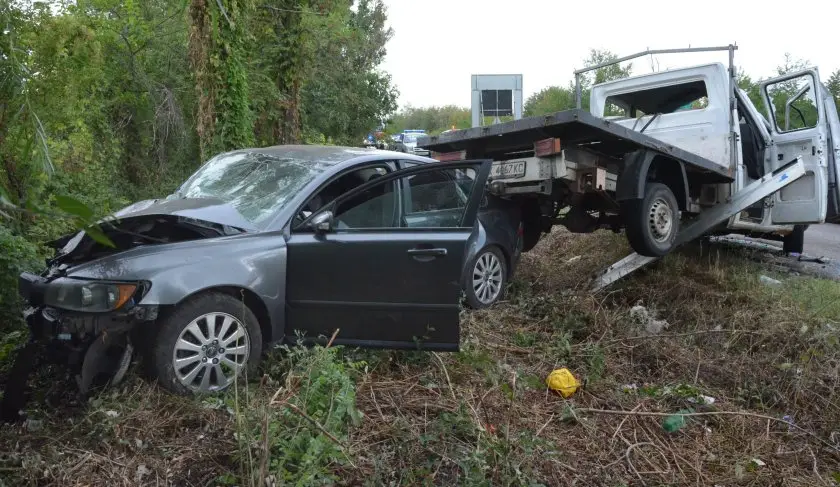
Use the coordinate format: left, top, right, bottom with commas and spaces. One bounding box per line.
604, 80, 709, 119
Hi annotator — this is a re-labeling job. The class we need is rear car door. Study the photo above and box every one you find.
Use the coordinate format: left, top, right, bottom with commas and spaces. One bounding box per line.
760, 69, 829, 224
284, 160, 492, 350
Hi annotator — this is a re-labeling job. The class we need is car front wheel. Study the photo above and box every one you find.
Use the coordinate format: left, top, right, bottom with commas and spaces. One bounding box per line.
464, 246, 507, 309
152, 292, 262, 395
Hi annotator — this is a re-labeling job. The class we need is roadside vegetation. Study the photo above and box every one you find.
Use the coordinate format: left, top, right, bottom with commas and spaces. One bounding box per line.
2, 230, 840, 486
4, 1, 840, 485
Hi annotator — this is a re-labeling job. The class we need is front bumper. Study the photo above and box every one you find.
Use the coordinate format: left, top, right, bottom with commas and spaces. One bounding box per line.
18, 272, 159, 343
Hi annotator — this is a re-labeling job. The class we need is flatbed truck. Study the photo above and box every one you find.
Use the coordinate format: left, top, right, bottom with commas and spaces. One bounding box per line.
418, 45, 840, 288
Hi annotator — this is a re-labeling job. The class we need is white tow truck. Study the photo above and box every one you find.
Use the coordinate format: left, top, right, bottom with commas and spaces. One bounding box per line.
418, 45, 840, 289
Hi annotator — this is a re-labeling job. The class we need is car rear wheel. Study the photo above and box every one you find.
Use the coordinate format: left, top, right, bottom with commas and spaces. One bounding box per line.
152, 292, 262, 395
464, 246, 507, 309
622, 182, 680, 257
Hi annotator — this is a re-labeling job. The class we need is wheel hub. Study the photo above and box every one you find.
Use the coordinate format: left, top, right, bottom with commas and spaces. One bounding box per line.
648, 198, 673, 242
172, 312, 250, 393
472, 251, 503, 305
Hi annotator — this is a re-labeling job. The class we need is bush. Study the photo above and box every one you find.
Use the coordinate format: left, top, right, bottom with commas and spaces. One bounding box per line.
0, 225, 43, 332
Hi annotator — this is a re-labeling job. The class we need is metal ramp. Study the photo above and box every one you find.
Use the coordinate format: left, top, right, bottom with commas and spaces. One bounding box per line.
591, 157, 807, 291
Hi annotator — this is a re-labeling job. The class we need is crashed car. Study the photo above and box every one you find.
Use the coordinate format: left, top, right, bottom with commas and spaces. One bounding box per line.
9, 146, 522, 405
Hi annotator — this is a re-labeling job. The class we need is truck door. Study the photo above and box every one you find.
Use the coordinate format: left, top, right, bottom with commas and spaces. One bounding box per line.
820, 82, 840, 222
760, 69, 829, 224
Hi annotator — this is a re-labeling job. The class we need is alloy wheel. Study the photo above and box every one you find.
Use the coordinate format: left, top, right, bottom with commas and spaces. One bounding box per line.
172, 312, 250, 392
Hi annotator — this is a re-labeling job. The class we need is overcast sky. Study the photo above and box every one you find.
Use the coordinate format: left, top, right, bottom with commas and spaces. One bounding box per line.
379, 0, 840, 109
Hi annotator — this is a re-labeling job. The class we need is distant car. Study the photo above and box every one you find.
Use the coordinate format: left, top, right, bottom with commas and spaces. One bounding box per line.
393, 132, 431, 157
15, 146, 522, 399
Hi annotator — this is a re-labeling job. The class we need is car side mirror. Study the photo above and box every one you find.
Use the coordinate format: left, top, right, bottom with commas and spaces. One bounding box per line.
309, 210, 333, 233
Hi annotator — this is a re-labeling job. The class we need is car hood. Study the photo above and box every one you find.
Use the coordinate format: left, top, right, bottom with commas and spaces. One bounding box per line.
110, 197, 258, 231
47, 197, 258, 269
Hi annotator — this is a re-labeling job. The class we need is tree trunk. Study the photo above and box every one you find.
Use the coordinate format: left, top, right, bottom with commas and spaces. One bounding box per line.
188, 0, 215, 160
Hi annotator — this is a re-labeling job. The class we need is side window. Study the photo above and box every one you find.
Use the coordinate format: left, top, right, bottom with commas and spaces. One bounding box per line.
403, 168, 477, 228
764, 73, 819, 132
294, 165, 390, 228
333, 179, 397, 229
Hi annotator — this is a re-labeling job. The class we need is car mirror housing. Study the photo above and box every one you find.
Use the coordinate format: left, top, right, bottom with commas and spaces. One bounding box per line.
309, 210, 333, 233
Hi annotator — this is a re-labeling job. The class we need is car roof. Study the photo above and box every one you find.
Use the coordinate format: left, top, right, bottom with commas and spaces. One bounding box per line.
236, 144, 435, 167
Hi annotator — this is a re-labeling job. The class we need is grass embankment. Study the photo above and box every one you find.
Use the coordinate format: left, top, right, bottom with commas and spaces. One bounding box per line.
2, 230, 840, 486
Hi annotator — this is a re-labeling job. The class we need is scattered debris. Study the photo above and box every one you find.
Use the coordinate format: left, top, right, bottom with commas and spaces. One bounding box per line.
662, 408, 694, 432
629, 303, 670, 335
759, 275, 782, 287
546, 368, 580, 398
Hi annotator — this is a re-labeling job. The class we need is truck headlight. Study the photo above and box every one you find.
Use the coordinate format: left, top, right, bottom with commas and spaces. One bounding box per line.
44, 278, 142, 312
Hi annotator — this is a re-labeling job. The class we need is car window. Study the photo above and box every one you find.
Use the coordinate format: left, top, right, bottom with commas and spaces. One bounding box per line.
294, 165, 390, 228
333, 179, 398, 229
402, 167, 477, 228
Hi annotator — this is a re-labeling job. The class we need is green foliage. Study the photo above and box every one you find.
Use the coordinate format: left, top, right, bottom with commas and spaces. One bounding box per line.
387, 105, 470, 134
524, 49, 631, 117
0, 226, 42, 330
524, 86, 576, 117
234, 344, 364, 486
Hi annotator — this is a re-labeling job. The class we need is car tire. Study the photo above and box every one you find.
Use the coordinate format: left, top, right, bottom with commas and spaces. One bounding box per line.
152, 292, 262, 395
783, 224, 806, 254
622, 182, 680, 257
463, 246, 507, 309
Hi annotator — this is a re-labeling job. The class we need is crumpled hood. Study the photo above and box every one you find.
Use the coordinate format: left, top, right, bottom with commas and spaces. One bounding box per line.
47, 197, 258, 268
110, 197, 257, 231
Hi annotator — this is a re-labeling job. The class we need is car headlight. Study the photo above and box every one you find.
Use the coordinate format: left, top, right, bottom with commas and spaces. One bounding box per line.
44, 278, 141, 313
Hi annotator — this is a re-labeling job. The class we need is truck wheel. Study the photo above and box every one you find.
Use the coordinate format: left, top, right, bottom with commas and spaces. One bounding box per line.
152, 292, 262, 395
463, 246, 507, 309
622, 182, 680, 257
782, 225, 806, 254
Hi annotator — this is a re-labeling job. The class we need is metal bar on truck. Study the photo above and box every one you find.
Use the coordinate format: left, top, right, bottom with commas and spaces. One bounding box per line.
573, 44, 738, 110
590, 156, 806, 291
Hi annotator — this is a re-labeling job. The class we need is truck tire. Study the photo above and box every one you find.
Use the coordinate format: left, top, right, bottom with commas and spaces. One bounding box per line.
782, 224, 806, 254
622, 182, 680, 257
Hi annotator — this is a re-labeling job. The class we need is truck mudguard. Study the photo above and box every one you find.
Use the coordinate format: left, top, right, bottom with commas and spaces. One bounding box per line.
616, 150, 690, 210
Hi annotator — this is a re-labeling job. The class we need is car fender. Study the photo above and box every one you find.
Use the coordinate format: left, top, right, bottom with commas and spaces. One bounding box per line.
65, 233, 288, 342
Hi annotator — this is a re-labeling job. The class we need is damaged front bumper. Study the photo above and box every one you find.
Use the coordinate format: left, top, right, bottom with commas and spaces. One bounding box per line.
1, 273, 159, 421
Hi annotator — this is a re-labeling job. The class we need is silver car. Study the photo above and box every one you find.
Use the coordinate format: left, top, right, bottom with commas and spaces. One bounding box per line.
10, 146, 521, 407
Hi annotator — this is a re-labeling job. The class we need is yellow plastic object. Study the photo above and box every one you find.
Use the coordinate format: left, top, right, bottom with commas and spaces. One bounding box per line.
546, 368, 580, 398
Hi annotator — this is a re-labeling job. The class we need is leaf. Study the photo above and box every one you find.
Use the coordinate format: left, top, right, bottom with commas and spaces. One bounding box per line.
83, 224, 115, 248
55, 195, 94, 221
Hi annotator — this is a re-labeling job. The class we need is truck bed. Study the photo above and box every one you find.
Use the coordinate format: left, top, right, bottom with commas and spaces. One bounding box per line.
418, 109, 734, 182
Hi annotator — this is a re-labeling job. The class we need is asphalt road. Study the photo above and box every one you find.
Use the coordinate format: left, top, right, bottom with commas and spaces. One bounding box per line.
804, 223, 840, 261
709, 223, 840, 281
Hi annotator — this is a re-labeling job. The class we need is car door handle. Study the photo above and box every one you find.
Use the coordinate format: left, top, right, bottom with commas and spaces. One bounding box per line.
407, 247, 448, 257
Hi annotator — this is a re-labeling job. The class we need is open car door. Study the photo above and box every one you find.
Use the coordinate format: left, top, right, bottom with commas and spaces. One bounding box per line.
760, 68, 829, 224
284, 160, 492, 351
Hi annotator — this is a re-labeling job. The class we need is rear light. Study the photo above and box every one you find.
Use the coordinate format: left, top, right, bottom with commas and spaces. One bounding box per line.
432, 150, 467, 162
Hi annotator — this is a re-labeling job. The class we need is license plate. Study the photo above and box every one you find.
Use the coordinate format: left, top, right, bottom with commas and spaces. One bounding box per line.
491, 161, 526, 179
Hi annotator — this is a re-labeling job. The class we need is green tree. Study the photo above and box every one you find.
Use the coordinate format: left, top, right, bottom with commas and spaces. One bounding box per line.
189, 0, 254, 159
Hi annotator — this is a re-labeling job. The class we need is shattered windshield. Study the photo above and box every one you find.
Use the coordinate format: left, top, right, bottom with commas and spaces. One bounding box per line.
176, 151, 324, 228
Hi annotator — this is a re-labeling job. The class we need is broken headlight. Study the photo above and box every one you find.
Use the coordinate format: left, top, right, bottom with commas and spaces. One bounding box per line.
43, 278, 141, 313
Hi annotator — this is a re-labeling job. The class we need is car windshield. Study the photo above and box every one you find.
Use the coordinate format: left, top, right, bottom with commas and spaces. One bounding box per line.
404, 134, 423, 143
176, 151, 324, 228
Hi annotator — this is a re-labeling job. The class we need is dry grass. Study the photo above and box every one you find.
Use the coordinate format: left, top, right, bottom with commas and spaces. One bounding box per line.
2, 229, 840, 486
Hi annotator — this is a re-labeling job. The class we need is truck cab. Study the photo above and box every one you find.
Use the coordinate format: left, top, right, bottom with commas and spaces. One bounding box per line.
590, 62, 840, 250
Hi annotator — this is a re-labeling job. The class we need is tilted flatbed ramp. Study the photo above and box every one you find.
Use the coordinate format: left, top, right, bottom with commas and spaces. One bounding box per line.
418, 109, 734, 182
